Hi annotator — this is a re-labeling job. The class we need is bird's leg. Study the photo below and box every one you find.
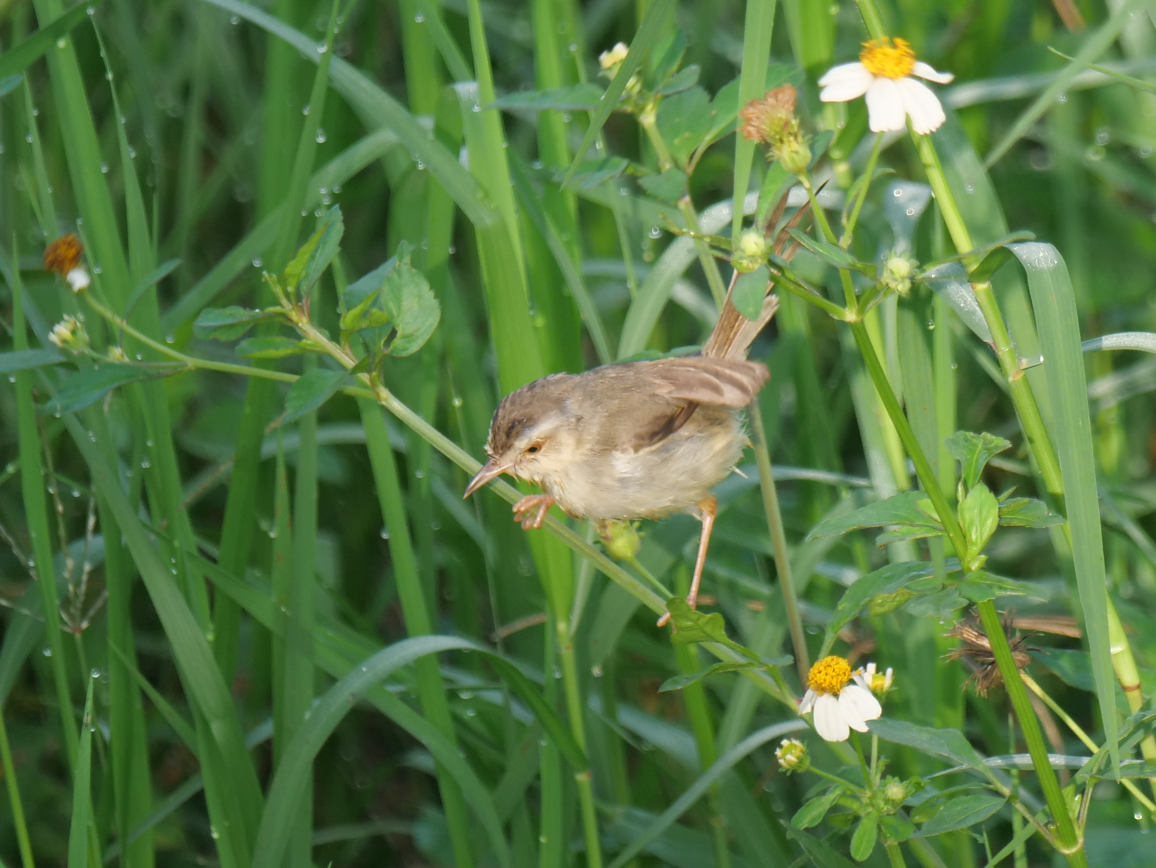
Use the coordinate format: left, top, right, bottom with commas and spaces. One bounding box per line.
658, 495, 718, 628
512, 494, 555, 530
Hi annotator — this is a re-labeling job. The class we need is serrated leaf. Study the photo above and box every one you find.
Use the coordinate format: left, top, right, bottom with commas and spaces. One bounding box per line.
283, 368, 345, 422
902, 586, 968, 617
958, 483, 999, 562
792, 787, 843, 829
638, 168, 687, 204
657, 661, 756, 692
656, 86, 712, 169
957, 571, 1041, 603
807, 491, 943, 540
667, 597, 729, 645
916, 793, 1005, 836
193, 306, 276, 341
236, 337, 309, 359
944, 431, 1011, 491
826, 561, 938, 641
0, 348, 65, 373
732, 266, 770, 321
850, 814, 878, 862
491, 82, 606, 111
868, 719, 987, 773
382, 243, 440, 356
43, 364, 152, 415
998, 497, 1063, 528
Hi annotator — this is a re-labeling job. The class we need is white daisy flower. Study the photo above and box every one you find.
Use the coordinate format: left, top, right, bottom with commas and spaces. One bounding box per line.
818, 38, 954, 135
798, 655, 882, 742
860, 661, 894, 694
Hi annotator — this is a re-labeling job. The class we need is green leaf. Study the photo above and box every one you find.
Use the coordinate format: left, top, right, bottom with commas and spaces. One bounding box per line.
658, 661, 757, 692
123, 258, 181, 320
43, 364, 152, 415
732, 266, 770, 321
998, 497, 1063, 528
656, 87, 712, 169
381, 243, 440, 356
568, 156, 630, 188
903, 586, 968, 617
824, 561, 937, 646
667, 598, 730, 645
791, 787, 843, 829
644, 30, 686, 91
193, 306, 277, 341
67, 680, 95, 868
807, 491, 943, 540
0, 75, 21, 98
782, 825, 857, 868
0, 348, 65, 373
236, 337, 310, 359
944, 431, 1011, 490
916, 793, 1005, 836
868, 719, 988, 774
657, 64, 700, 96
301, 206, 344, 294
754, 163, 792, 230
957, 571, 1041, 603
0, 0, 108, 82
878, 814, 915, 842
490, 82, 606, 112
283, 369, 345, 422
850, 813, 878, 861
638, 168, 688, 204
786, 227, 871, 273
958, 483, 999, 563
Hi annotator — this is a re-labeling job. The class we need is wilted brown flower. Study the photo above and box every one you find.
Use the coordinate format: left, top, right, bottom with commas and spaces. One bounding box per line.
738, 85, 810, 174
44, 234, 84, 275
945, 613, 1032, 697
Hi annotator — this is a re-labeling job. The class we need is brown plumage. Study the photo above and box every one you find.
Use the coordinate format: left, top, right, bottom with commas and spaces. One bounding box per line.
465, 193, 805, 625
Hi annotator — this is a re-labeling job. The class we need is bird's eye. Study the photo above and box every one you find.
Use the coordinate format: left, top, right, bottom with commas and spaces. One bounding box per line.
526, 443, 542, 455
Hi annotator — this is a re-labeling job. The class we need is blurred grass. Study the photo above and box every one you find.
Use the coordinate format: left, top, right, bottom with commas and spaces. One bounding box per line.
3, 0, 1156, 865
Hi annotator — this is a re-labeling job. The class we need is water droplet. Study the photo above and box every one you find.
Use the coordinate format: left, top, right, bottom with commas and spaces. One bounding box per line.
471, 104, 480, 113
648, 226, 661, 238
316, 41, 328, 54
230, 14, 239, 24
315, 128, 326, 143
591, 665, 603, 677
926, 320, 936, 330
140, 457, 151, 469
100, 162, 109, 173
7, 376, 14, 384
252, 257, 263, 268
892, 188, 903, 198
92, 668, 101, 678
42, 647, 53, 657
332, 184, 342, 193
905, 207, 915, 216
964, 183, 975, 194
210, 826, 220, 840
414, 469, 425, 479
379, 527, 390, 539
166, 334, 175, 344
1057, 92, 1068, 104
86, 4, 95, 13
553, 666, 562, 679
414, 11, 424, 21
56, 37, 67, 49
302, 104, 311, 116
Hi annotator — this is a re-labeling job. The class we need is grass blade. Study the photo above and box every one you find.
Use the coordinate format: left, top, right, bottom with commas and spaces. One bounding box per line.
67, 678, 95, 868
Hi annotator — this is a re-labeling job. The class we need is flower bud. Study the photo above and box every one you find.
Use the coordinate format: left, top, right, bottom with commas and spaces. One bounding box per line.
775, 738, 810, 773
732, 231, 767, 273
880, 252, 917, 297
48, 315, 89, 354
601, 520, 641, 562
879, 776, 912, 811
108, 346, 129, 363
860, 662, 894, 695
598, 42, 629, 75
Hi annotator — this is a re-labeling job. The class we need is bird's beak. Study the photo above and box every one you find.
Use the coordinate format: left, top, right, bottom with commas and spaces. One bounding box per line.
464, 458, 510, 498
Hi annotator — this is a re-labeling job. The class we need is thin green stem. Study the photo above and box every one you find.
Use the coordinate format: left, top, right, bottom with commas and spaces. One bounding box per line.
771, 268, 851, 320
748, 402, 809, 680
885, 841, 907, 868
808, 766, 861, 790
841, 133, 883, 248
801, 174, 858, 312
0, 707, 35, 868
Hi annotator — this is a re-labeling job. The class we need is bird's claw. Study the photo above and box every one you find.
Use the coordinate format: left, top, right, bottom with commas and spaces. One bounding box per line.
513, 495, 554, 530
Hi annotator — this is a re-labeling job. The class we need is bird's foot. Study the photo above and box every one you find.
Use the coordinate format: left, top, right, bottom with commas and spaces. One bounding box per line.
512, 494, 554, 530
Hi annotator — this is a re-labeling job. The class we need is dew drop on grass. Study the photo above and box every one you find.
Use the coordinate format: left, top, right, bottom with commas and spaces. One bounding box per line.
43, 647, 52, 657
252, 256, 262, 267
302, 104, 311, 116
414, 11, 424, 22
379, 527, 390, 539
315, 128, 327, 143
230, 14, 239, 23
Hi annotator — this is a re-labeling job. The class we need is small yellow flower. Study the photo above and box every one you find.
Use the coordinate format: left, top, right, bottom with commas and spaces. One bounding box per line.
775, 737, 810, 773
599, 42, 629, 73
48, 315, 89, 354
44, 234, 92, 293
798, 655, 882, 742
818, 38, 954, 135
860, 661, 894, 695
881, 252, 917, 297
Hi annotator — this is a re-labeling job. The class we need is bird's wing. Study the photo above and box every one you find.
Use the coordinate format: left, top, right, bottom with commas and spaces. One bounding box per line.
643, 357, 769, 407
623, 357, 769, 451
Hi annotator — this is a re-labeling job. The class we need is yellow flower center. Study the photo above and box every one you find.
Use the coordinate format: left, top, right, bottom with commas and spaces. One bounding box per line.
807, 656, 852, 695
859, 38, 916, 79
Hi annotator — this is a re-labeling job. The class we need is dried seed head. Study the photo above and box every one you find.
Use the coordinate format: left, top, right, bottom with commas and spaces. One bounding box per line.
738, 85, 811, 174
945, 613, 1032, 697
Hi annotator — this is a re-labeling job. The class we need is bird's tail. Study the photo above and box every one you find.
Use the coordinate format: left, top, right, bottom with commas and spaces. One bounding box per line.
702, 191, 811, 361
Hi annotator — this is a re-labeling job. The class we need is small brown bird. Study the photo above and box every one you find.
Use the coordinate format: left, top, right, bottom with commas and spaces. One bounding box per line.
465, 197, 805, 626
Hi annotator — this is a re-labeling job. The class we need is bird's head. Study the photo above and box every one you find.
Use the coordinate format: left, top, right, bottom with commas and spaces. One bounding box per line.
464, 374, 578, 497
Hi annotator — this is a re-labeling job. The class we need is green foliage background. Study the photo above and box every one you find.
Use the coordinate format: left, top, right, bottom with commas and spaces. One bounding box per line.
1, 0, 1156, 865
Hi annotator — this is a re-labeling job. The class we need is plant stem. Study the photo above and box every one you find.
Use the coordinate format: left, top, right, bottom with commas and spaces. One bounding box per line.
885, 841, 907, 868
841, 133, 883, 248
0, 706, 35, 868
801, 174, 859, 312
748, 403, 809, 680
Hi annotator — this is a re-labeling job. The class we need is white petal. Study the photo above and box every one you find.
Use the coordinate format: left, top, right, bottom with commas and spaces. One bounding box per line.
912, 61, 955, 84
819, 65, 873, 102
819, 62, 870, 87
864, 77, 907, 132
799, 689, 817, 714
813, 694, 850, 742
897, 77, 947, 135
839, 685, 883, 732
